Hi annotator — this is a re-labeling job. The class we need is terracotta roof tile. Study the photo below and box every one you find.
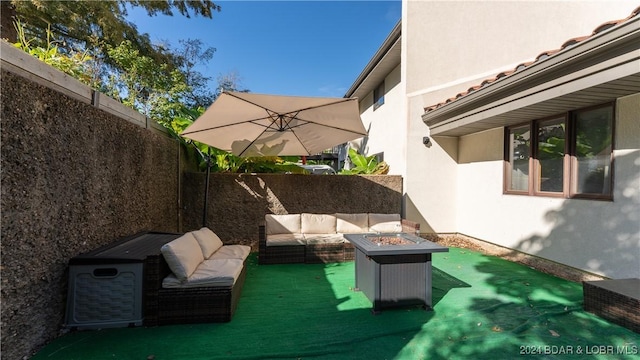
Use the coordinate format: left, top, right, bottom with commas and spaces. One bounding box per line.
535, 48, 561, 61
593, 20, 621, 34
561, 35, 590, 49
424, 6, 640, 114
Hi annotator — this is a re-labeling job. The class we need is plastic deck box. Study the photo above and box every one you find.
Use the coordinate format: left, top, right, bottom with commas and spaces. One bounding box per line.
66, 263, 143, 329
65, 232, 181, 329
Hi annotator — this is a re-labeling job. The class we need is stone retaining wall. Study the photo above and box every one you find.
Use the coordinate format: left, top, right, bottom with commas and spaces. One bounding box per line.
182, 173, 403, 247
1, 68, 181, 360
0, 46, 404, 360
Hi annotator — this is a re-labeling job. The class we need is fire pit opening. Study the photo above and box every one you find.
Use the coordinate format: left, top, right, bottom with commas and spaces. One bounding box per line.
364, 235, 414, 246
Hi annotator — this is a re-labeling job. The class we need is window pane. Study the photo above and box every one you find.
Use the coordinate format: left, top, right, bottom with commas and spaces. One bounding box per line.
537, 118, 565, 192
575, 106, 613, 194
373, 82, 384, 110
508, 125, 530, 191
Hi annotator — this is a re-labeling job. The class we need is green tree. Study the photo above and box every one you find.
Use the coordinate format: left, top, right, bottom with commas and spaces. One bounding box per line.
103, 40, 189, 123
1, 0, 220, 69
216, 71, 250, 94
173, 39, 216, 108
2, 0, 220, 108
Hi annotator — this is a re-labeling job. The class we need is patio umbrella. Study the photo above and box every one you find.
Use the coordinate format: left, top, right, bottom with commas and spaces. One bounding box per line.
181, 91, 367, 157
181, 91, 367, 227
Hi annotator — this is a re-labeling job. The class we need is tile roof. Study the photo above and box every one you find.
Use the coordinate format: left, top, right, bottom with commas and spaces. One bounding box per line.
424, 6, 640, 113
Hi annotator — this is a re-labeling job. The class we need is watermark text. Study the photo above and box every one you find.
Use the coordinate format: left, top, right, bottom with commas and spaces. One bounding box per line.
519, 344, 638, 356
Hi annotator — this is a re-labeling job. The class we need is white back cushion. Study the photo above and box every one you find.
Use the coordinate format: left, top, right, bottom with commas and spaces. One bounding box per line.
191, 227, 224, 258
368, 213, 402, 233
301, 213, 337, 234
161, 232, 205, 281
266, 214, 301, 235
336, 213, 369, 233
208, 245, 251, 261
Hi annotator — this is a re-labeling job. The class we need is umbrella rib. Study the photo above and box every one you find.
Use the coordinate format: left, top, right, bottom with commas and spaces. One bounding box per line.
237, 114, 295, 156
182, 116, 314, 137
182, 92, 366, 156
228, 91, 361, 124
226, 91, 276, 114
284, 97, 356, 113
287, 116, 368, 135
227, 91, 357, 114
182, 118, 269, 136
266, 110, 302, 132
183, 91, 282, 136
289, 128, 313, 155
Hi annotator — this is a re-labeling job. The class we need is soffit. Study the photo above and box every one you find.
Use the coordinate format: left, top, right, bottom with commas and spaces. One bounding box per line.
349, 39, 401, 101
430, 73, 640, 137
345, 21, 401, 100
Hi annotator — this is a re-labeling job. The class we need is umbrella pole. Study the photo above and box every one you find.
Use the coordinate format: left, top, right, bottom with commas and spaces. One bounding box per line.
202, 148, 212, 228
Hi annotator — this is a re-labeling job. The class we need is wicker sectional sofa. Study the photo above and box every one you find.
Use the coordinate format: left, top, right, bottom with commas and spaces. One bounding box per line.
156, 227, 251, 324
258, 213, 420, 264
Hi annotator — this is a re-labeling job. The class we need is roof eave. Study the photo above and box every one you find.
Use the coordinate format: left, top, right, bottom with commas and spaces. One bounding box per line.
422, 16, 640, 136
345, 20, 401, 99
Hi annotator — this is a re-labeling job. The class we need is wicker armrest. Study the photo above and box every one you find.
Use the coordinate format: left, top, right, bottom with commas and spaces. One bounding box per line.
258, 221, 266, 246
401, 219, 420, 233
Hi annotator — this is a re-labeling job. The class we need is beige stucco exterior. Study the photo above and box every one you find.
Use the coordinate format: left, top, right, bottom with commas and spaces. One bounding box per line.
455, 94, 639, 278
355, 64, 406, 175
352, 1, 639, 279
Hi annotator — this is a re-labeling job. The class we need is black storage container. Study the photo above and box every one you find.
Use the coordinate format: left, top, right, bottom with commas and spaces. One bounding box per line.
65, 232, 181, 329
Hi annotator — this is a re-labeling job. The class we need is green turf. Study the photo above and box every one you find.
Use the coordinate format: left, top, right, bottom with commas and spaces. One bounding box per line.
33, 249, 639, 360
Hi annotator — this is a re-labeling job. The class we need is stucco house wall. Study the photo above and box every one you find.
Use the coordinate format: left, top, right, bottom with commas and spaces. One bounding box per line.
404, 1, 637, 95
346, 1, 638, 277
398, 1, 638, 278
354, 1, 637, 239
355, 64, 406, 176
455, 94, 639, 279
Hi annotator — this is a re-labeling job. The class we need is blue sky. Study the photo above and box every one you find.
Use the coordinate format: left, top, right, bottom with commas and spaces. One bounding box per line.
126, 1, 401, 98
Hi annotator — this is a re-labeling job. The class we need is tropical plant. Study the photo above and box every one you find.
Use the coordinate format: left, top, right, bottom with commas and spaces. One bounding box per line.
340, 148, 389, 175
12, 20, 96, 86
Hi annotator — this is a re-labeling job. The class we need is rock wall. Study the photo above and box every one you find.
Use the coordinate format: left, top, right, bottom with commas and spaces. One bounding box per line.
182, 173, 403, 248
1, 52, 403, 360
0, 70, 181, 360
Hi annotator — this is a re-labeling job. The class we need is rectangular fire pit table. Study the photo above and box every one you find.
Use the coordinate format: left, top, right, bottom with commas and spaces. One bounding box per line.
344, 233, 448, 313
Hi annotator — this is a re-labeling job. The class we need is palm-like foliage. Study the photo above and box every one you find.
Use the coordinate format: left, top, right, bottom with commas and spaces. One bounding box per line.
340, 148, 389, 175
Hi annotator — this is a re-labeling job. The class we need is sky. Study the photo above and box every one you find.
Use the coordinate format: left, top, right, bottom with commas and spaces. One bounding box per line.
126, 0, 401, 98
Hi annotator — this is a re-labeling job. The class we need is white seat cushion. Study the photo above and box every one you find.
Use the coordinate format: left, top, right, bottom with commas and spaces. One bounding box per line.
303, 233, 345, 245
266, 214, 301, 235
336, 213, 369, 233
208, 245, 251, 261
301, 213, 337, 234
266, 233, 306, 246
161, 232, 205, 281
162, 258, 243, 288
191, 227, 223, 258
368, 213, 402, 233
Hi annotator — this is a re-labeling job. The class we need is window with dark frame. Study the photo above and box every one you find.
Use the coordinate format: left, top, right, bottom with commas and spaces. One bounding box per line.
504, 103, 614, 200
373, 81, 385, 110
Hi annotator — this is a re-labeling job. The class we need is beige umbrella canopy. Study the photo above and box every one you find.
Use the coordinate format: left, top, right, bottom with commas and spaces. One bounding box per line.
181, 91, 367, 157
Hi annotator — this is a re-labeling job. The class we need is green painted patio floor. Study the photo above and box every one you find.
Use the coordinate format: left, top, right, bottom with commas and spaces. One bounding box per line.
34, 249, 639, 360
